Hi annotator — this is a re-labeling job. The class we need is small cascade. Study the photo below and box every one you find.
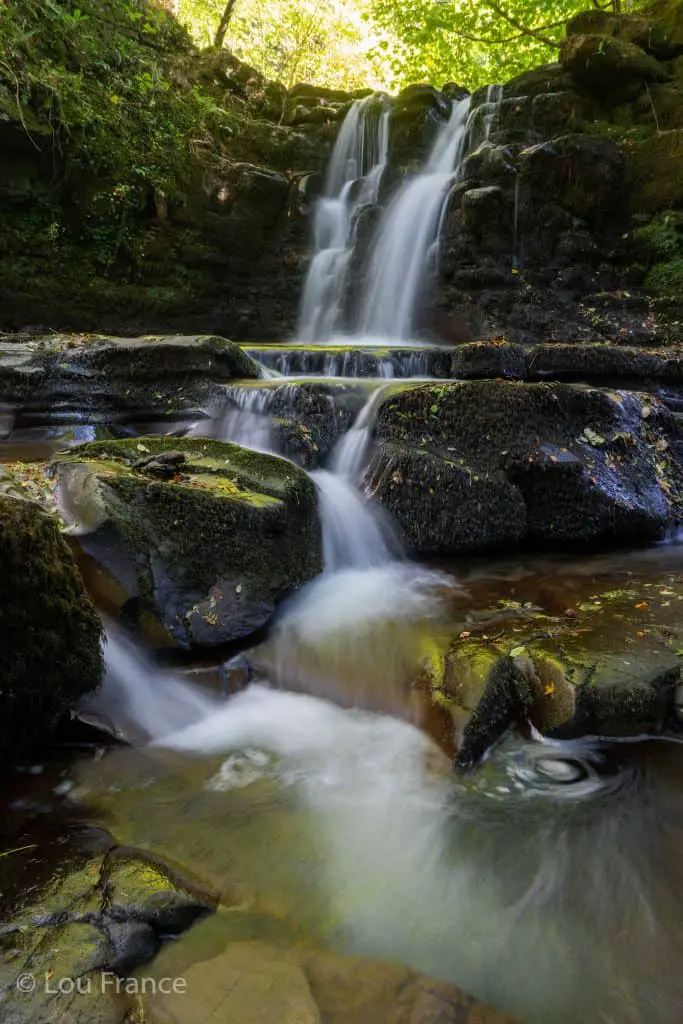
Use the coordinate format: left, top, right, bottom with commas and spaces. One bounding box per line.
297, 95, 390, 342
356, 97, 471, 341
512, 173, 521, 273
242, 344, 450, 379
214, 385, 275, 452
90, 624, 218, 740
310, 468, 398, 572
481, 83, 503, 142
331, 382, 391, 481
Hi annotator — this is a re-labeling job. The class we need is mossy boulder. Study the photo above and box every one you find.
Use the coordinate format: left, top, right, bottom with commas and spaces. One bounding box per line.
0, 497, 103, 761
449, 340, 527, 379
566, 10, 682, 60
367, 381, 682, 555
52, 438, 322, 649
560, 33, 670, 91
0, 333, 261, 411
0, 827, 217, 1024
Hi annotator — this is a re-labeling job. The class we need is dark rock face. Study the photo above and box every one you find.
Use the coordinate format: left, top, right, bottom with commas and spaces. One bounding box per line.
0, 497, 103, 761
560, 33, 671, 90
52, 437, 322, 648
0, 333, 260, 415
367, 380, 682, 555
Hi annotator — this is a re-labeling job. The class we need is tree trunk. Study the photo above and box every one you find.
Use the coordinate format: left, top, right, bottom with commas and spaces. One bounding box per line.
214, 0, 240, 49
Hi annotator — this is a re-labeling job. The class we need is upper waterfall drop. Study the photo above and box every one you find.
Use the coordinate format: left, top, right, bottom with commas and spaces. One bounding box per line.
356, 96, 471, 342
297, 95, 390, 343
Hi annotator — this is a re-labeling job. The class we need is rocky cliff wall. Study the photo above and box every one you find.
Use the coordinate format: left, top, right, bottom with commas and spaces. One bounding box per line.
3, 1, 683, 343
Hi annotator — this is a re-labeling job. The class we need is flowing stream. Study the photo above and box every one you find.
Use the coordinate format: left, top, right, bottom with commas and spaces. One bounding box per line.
6, 80, 683, 1024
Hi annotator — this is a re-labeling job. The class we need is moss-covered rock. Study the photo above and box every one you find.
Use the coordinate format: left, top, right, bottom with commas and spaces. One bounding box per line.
519, 134, 625, 228
0, 332, 260, 413
560, 33, 671, 91
0, 826, 217, 1024
566, 9, 682, 60
0, 497, 103, 761
366, 441, 528, 554
449, 340, 527, 379
52, 437, 322, 649
367, 380, 682, 555
432, 574, 683, 766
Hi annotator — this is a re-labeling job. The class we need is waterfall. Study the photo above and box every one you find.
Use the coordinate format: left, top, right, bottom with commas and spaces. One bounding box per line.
214, 386, 274, 452
297, 95, 390, 342
356, 97, 471, 341
310, 469, 398, 572
331, 382, 391, 481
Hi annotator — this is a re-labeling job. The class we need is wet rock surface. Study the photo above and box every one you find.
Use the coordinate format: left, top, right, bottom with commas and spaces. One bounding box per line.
0, 496, 103, 761
428, 553, 683, 766
51, 437, 322, 648
0, 825, 217, 1024
368, 379, 683, 554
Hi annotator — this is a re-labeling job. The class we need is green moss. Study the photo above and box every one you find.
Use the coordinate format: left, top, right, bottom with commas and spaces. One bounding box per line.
634, 210, 683, 294
0, 497, 103, 760
56, 436, 309, 504
645, 256, 683, 293
52, 437, 322, 648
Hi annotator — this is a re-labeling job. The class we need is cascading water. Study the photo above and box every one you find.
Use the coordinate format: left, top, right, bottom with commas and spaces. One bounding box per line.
356, 97, 471, 341
297, 95, 390, 342
331, 382, 391, 481
90, 623, 218, 741
207, 385, 274, 452
309, 468, 398, 572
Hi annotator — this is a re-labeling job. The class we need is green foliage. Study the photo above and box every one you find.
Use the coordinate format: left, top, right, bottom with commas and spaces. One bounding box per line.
636, 210, 683, 260
177, 0, 391, 89
635, 211, 683, 295
0, 0, 230, 201
645, 257, 683, 294
365, 0, 610, 90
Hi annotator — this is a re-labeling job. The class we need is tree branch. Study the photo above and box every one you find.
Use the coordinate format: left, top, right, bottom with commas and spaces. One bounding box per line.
214, 0, 240, 49
479, 0, 563, 47
454, 17, 570, 47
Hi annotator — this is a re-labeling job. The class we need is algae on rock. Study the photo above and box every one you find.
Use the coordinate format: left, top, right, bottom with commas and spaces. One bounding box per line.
52, 438, 322, 649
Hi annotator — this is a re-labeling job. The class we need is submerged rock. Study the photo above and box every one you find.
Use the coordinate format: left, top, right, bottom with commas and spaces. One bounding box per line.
143, 939, 516, 1024
0, 496, 103, 761
0, 826, 216, 1024
367, 380, 682, 555
52, 437, 322, 648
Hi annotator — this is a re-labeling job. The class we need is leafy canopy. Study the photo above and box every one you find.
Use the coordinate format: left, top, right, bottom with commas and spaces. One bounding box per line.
177, 0, 615, 92
366, 0, 612, 90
